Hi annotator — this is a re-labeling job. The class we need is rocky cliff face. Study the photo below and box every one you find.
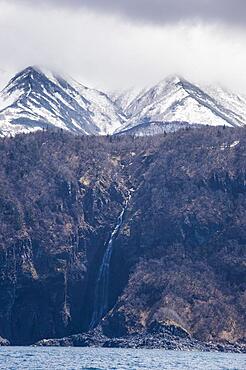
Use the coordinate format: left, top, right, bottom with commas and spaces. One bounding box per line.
105, 131, 246, 344
0, 127, 245, 346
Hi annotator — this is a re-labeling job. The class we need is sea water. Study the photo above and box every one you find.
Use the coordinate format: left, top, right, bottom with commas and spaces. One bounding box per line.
0, 347, 245, 370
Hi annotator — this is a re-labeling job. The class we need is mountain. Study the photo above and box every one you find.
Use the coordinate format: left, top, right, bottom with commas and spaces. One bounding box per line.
0, 68, 12, 92
109, 86, 147, 114
114, 76, 246, 135
0, 127, 245, 350
0, 68, 246, 137
0, 66, 125, 137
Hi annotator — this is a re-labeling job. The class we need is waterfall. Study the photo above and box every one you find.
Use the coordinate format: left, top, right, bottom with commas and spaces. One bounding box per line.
89, 195, 130, 329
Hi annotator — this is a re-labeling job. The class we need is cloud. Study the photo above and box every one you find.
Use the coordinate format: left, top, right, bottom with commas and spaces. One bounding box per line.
7, 0, 246, 26
0, 1, 245, 93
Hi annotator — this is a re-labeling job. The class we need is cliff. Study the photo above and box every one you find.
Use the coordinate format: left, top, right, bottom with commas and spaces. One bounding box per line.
0, 127, 245, 347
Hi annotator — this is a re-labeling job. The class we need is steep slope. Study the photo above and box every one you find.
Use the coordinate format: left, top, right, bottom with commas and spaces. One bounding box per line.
202, 84, 246, 126
0, 127, 245, 347
110, 87, 147, 115
0, 66, 125, 137
115, 76, 246, 135
105, 128, 246, 344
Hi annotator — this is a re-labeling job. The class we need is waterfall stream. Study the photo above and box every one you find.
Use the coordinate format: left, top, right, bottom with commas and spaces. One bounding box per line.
89, 196, 130, 329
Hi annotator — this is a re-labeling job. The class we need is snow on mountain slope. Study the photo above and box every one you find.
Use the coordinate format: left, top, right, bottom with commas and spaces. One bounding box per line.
115, 76, 246, 135
201, 84, 246, 127
117, 120, 198, 136
110, 87, 147, 115
68, 78, 126, 134
0, 66, 125, 137
0, 68, 245, 138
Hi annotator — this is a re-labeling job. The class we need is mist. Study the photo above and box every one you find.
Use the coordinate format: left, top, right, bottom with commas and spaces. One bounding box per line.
0, 1, 246, 92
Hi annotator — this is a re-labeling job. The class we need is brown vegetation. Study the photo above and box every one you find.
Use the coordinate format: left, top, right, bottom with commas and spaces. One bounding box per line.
0, 126, 245, 345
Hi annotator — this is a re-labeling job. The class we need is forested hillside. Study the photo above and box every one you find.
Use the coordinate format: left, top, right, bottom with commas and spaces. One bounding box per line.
0, 127, 245, 348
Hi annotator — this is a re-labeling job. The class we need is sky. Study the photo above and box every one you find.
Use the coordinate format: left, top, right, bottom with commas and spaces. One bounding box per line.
0, 0, 246, 92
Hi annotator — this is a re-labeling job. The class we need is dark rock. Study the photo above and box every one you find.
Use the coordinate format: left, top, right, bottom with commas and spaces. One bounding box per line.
148, 320, 190, 339
0, 337, 10, 346
34, 328, 246, 353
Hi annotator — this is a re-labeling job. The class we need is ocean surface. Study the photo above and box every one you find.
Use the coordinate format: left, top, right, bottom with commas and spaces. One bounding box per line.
0, 347, 245, 370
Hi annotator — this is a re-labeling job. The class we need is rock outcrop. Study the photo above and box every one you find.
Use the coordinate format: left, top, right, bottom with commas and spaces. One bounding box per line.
34, 325, 246, 353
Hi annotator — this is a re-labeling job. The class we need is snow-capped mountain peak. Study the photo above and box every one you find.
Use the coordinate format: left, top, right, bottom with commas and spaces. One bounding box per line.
0, 66, 125, 137
114, 75, 246, 135
0, 67, 246, 137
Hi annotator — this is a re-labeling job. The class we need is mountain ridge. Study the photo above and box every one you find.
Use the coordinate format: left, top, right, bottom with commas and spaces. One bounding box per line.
114, 75, 246, 135
0, 66, 125, 137
0, 67, 246, 137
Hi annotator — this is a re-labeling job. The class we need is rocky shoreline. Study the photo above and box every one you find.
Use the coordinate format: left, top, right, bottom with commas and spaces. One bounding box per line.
0, 322, 245, 353
34, 323, 246, 354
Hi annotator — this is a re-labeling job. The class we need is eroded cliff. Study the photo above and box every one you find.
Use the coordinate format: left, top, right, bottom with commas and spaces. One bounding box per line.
0, 127, 245, 346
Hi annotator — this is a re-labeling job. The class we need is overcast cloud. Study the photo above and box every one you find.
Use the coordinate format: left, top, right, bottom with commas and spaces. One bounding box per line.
9, 0, 246, 26
0, 0, 246, 92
